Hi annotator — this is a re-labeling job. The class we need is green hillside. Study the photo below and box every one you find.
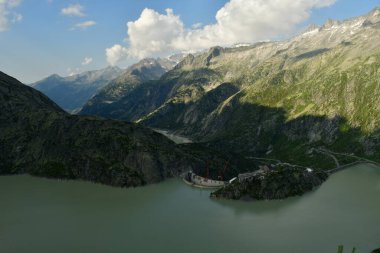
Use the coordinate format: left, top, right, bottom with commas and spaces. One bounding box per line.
80, 9, 380, 170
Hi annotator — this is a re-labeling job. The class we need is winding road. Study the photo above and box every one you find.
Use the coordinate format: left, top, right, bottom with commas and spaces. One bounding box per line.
246, 148, 380, 175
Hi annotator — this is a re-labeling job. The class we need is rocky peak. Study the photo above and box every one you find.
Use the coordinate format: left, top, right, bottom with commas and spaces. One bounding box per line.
64, 67, 122, 84
124, 58, 161, 76
30, 74, 64, 87
364, 7, 380, 24
45, 74, 64, 82
362, 19, 374, 28
299, 24, 321, 38
304, 24, 320, 33
322, 19, 341, 29
368, 7, 380, 17
127, 59, 156, 72
205, 46, 224, 66
174, 54, 195, 70
208, 46, 224, 57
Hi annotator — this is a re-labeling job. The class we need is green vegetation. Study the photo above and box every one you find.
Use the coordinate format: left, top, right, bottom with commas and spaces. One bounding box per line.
78, 10, 380, 172
31, 161, 73, 179
211, 166, 328, 200
4, 10, 380, 189
0, 71, 223, 187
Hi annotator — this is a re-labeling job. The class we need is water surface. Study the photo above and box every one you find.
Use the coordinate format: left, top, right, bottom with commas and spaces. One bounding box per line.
0, 164, 379, 253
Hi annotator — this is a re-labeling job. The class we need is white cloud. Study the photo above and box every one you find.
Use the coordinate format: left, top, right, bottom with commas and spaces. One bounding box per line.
106, 44, 129, 66
71, 20, 96, 30
191, 23, 203, 29
11, 12, 22, 22
61, 3, 85, 17
66, 67, 81, 76
0, 0, 22, 32
67, 57, 93, 76
106, 0, 336, 65
125, 8, 184, 59
81, 57, 93, 65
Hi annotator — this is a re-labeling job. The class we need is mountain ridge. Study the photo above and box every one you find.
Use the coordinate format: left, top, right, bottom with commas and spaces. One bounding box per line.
77, 8, 380, 169
0, 70, 204, 186
79, 57, 181, 117
31, 66, 122, 112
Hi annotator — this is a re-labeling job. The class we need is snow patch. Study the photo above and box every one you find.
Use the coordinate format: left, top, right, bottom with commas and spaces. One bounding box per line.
301, 28, 319, 37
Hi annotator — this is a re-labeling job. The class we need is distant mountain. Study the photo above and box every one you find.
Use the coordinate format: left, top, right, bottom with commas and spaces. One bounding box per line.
79, 8, 380, 169
31, 66, 122, 112
79, 57, 180, 117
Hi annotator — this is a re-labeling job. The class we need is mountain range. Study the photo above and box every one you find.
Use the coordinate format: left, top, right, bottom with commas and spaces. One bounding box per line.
80, 57, 179, 117
31, 56, 182, 114
79, 8, 380, 169
1, 69, 256, 184
3, 8, 380, 185
0, 71, 211, 186
31, 66, 122, 112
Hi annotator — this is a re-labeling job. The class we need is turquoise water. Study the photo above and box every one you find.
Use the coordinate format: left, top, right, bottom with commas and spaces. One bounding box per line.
0, 164, 379, 253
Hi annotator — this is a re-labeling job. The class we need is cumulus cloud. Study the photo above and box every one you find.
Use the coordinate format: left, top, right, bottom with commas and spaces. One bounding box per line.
61, 3, 85, 17
106, 44, 129, 66
81, 57, 93, 65
71, 20, 96, 30
126, 8, 184, 59
191, 23, 203, 29
106, 0, 336, 65
0, 0, 22, 32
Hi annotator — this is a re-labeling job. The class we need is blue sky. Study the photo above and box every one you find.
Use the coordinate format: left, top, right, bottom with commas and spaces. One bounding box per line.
0, 0, 379, 83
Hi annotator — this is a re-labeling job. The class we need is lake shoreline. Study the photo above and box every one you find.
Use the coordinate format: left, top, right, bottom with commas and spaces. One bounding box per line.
1, 164, 379, 253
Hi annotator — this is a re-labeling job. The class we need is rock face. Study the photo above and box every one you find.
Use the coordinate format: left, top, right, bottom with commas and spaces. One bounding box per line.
78, 9, 380, 170
31, 67, 122, 112
211, 167, 329, 200
0, 71, 205, 187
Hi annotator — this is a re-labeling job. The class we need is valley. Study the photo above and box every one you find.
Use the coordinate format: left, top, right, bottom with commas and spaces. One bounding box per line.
6, 8, 380, 190
1, 3, 380, 252
73, 9, 380, 174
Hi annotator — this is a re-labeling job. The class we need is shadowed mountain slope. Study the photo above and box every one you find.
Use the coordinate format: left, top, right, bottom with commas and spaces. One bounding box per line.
77, 9, 380, 169
0, 71, 216, 186
80, 58, 180, 117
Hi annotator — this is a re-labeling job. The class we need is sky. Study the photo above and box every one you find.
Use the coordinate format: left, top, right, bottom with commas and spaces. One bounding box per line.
0, 0, 379, 83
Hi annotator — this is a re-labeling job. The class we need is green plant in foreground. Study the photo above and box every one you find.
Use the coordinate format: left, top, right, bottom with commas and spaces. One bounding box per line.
337, 245, 356, 253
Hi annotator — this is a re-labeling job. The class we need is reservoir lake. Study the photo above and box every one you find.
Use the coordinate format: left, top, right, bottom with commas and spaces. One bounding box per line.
0, 164, 379, 253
